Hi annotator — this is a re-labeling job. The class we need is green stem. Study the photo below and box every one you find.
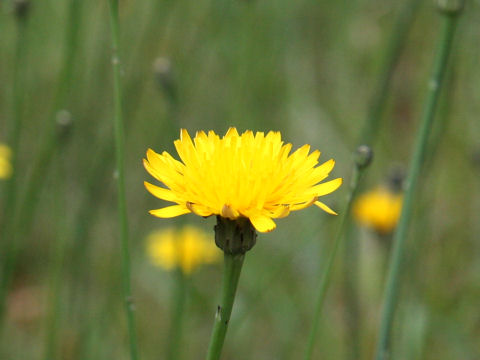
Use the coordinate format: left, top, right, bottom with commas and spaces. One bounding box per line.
0, 10, 29, 328
374, 6, 462, 360
228, 217, 325, 337
206, 253, 245, 360
342, 2, 421, 355
43, 153, 69, 360
0, 0, 82, 329
16, 0, 82, 242
341, 222, 361, 359
304, 150, 370, 360
360, 0, 422, 146
108, 1, 139, 359
166, 269, 188, 360
68, 5, 171, 347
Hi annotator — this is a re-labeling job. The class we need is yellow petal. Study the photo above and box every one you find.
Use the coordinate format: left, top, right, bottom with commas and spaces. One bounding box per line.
221, 204, 239, 219
143, 159, 182, 189
249, 213, 276, 233
146, 149, 184, 177
225, 127, 239, 139
314, 201, 338, 215
289, 197, 317, 211
186, 202, 214, 217
143, 158, 161, 180
144, 182, 179, 202
309, 178, 343, 197
291, 144, 310, 160
311, 159, 335, 181
150, 205, 191, 218
180, 128, 192, 142
175, 130, 195, 165
269, 205, 290, 219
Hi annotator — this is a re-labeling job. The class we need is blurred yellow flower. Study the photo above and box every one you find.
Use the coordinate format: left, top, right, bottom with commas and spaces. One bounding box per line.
0, 144, 12, 179
143, 128, 342, 233
353, 187, 403, 234
146, 226, 221, 274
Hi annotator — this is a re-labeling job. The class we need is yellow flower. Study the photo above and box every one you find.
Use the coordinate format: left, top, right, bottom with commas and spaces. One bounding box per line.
353, 187, 403, 234
146, 226, 221, 274
0, 144, 12, 180
143, 128, 342, 233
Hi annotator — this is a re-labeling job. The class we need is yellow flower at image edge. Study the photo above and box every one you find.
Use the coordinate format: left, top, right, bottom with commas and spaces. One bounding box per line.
0, 144, 13, 180
147, 226, 221, 274
353, 187, 403, 234
143, 128, 342, 233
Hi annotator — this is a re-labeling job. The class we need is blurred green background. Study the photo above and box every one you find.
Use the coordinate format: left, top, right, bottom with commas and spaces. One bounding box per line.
0, 0, 479, 359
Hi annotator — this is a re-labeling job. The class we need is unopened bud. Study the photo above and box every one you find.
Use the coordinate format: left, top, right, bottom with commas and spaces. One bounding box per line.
354, 145, 373, 170
436, 0, 465, 15
153, 57, 171, 77
214, 216, 257, 255
153, 57, 177, 102
471, 147, 480, 170
387, 165, 405, 193
13, 0, 31, 20
56, 110, 73, 143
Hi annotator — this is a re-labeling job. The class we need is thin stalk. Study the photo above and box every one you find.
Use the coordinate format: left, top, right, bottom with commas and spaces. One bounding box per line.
15, 0, 82, 243
341, 222, 361, 360
67, 10, 178, 352
228, 216, 326, 337
43, 152, 69, 360
303, 149, 371, 360
359, 0, 423, 147
206, 253, 245, 360
0, 9, 29, 328
108, 1, 139, 359
341, 1, 422, 356
0, 0, 82, 330
166, 269, 188, 360
374, 6, 463, 360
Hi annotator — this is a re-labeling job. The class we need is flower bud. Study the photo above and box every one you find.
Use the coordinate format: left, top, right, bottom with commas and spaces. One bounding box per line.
387, 165, 405, 193
354, 145, 373, 170
13, 0, 31, 20
214, 216, 257, 255
436, 0, 464, 15
471, 147, 480, 170
56, 110, 73, 144
153, 57, 177, 103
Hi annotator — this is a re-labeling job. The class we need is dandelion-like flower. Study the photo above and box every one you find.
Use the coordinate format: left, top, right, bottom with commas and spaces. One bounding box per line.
0, 144, 12, 180
353, 187, 403, 234
143, 128, 342, 233
146, 226, 220, 274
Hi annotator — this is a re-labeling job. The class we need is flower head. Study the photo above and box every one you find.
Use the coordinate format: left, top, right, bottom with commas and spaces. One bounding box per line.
353, 187, 403, 234
0, 144, 12, 180
144, 128, 342, 233
146, 226, 220, 274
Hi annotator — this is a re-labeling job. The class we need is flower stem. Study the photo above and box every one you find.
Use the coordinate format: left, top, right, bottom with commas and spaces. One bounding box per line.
303, 147, 372, 360
166, 269, 188, 360
206, 252, 245, 360
340, 2, 422, 356
0, 6, 30, 328
43, 153, 69, 360
107, 1, 139, 359
374, 4, 463, 360
15, 0, 82, 243
0, 0, 82, 332
341, 222, 362, 359
359, 0, 423, 147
